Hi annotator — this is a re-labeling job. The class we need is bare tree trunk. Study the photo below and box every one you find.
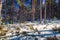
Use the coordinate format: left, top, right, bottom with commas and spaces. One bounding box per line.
40, 0, 42, 23
44, 0, 47, 23
0, 0, 2, 25
31, 0, 35, 22
4, 0, 6, 23
12, 0, 14, 24
4, 0, 6, 17
49, 0, 52, 20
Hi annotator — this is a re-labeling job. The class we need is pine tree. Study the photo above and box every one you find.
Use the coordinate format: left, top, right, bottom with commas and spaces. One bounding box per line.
5, 0, 15, 24
44, 0, 47, 23
0, 0, 2, 25
2, 0, 6, 23
17, 0, 27, 22
40, 0, 42, 23
58, 0, 60, 19
46, 0, 55, 19
31, 0, 36, 22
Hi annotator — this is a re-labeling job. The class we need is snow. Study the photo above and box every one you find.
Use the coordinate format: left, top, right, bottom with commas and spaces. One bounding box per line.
38, 38, 47, 40
1, 20, 60, 40
40, 32, 53, 34
4, 21, 60, 35
6, 33, 12, 36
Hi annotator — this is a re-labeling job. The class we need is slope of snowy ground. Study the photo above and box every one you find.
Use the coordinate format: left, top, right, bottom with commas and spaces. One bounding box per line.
5, 20, 60, 35
0, 20, 60, 40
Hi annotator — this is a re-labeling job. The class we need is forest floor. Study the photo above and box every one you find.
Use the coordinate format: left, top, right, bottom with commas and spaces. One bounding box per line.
1, 20, 60, 40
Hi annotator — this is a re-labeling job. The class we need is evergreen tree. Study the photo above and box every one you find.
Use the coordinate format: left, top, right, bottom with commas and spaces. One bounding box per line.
40, 0, 42, 23
46, 0, 56, 19
31, 0, 36, 22
0, 0, 2, 25
57, 0, 60, 19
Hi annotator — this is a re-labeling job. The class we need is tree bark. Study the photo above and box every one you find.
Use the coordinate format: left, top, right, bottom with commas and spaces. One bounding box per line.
0, 0, 2, 25
31, 0, 35, 22
44, 0, 47, 23
40, 0, 42, 23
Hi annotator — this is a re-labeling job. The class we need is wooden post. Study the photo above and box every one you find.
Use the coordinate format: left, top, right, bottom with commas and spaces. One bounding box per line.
0, 0, 2, 25
40, 0, 42, 23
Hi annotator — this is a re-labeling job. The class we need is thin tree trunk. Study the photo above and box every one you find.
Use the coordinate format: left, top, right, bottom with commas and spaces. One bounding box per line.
40, 0, 42, 23
49, 0, 52, 20
0, 0, 2, 25
4, 0, 6, 23
4, 0, 6, 17
44, 0, 47, 23
12, 0, 14, 24
31, 0, 35, 22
